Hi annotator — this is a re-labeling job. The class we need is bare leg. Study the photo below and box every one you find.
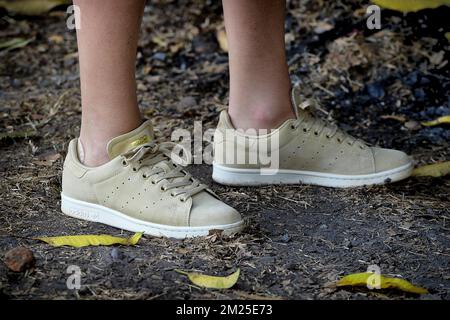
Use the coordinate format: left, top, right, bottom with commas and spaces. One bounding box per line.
222, 0, 295, 130
74, 0, 145, 166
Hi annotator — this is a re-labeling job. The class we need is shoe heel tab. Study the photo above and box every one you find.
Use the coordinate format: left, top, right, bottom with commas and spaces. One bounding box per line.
218, 109, 235, 129
67, 138, 81, 161
64, 138, 87, 178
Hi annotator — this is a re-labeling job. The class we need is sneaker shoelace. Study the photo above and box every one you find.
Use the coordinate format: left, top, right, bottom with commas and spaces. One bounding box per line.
122, 142, 207, 201
291, 100, 367, 149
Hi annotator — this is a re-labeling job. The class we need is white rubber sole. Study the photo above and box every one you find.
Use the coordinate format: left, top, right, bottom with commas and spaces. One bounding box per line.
212, 162, 413, 188
61, 193, 244, 239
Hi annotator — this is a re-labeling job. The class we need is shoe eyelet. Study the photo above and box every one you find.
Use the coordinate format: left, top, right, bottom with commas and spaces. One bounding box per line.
170, 192, 175, 197
142, 174, 147, 179
314, 131, 319, 136
337, 138, 342, 143
151, 180, 156, 185
122, 160, 127, 166
132, 167, 137, 172
160, 186, 166, 191
179, 197, 186, 202
290, 124, 296, 130
303, 128, 308, 133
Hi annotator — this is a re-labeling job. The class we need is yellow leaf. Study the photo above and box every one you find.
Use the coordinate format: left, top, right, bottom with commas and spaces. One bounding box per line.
176, 268, 240, 289
0, 0, 70, 16
421, 115, 450, 126
412, 161, 450, 177
48, 34, 64, 44
337, 272, 428, 294
151, 36, 167, 48
36, 232, 143, 248
372, 0, 450, 12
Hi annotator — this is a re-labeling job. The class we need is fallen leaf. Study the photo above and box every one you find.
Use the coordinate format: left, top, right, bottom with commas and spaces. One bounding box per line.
4, 247, 36, 272
175, 268, 240, 289
421, 115, 450, 126
380, 114, 407, 123
216, 28, 228, 52
32, 152, 61, 166
0, 130, 37, 140
0, 0, 70, 16
169, 42, 184, 54
313, 21, 334, 34
0, 38, 33, 52
63, 51, 78, 60
151, 35, 168, 48
36, 232, 143, 248
208, 229, 223, 236
372, 0, 450, 13
412, 161, 450, 177
48, 34, 64, 44
429, 51, 445, 66
337, 272, 428, 294
234, 290, 285, 300
142, 64, 152, 75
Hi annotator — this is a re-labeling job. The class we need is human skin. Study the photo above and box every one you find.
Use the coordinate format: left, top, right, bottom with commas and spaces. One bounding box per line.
223, 0, 295, 131
74, 0, 145, 166
74, 0, 294, 166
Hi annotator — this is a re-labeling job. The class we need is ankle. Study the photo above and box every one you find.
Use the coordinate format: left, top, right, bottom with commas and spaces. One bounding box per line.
78, 113, 142, 166
77, 137, 110, 167
228, 105, 295, 131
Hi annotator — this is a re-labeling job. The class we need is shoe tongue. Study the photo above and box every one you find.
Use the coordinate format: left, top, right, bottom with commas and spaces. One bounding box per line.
106, 120, 154, 159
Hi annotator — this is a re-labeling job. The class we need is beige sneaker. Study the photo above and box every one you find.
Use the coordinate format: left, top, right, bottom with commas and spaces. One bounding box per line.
61, 120, 243, 239
213, 87, 412, 188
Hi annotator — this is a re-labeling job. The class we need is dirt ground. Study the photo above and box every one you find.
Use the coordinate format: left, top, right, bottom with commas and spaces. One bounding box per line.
0, 0, 449, 300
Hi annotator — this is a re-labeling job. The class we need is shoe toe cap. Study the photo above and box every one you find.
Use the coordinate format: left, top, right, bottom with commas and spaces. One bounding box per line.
372, 147, 411, 173
189, 192, 242, 227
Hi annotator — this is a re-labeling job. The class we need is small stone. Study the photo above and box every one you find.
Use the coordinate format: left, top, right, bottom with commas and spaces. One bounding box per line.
137, 82, 147, 92
419, 76, 430, 85
110, 248, 124, 261
280, 233, 291, 243
342, 239, 351, 247
152, 52, 166, 62
404, 120, 421, 131
192, 35, 217, 54
178, 96, 197, 109
414, 88, 426, 101
367, 83, 385, 99
405, 72, 418, 86
4, 247, 35, 272
11, 79, 21, 88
